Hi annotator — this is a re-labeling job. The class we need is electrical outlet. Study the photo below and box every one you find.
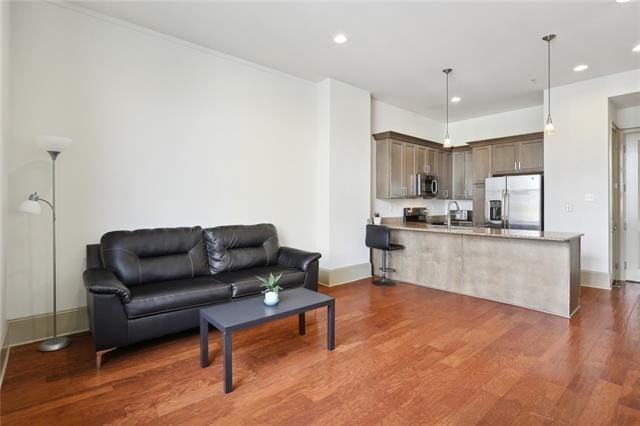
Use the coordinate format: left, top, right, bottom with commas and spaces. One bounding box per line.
584, 193, 595, 202
565, 203, 574, 213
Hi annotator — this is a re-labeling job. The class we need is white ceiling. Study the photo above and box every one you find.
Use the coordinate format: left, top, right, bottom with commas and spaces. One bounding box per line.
73, 1, 640, 122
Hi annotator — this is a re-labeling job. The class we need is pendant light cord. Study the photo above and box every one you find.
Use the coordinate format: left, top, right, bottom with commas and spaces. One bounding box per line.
446, 71, 449, 134
547, 37, 551, 117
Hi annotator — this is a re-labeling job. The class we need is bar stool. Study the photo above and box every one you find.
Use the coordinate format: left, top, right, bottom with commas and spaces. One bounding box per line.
365, 224, 404, 286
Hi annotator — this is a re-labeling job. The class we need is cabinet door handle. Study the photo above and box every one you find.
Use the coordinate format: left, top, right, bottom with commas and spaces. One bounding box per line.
518, 161, 521, 170
514, 161, 517, 170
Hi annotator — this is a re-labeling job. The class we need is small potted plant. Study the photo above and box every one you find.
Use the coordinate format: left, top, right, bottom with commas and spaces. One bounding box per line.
373, 212, 382, 225
257, 272, 284, 306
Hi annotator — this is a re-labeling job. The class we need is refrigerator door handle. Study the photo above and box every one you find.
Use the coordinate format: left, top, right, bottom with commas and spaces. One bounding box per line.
504, 189, 510, 229
501, 189, 506, 228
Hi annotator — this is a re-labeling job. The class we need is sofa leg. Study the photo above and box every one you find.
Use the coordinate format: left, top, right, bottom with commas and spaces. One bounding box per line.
96, 347, 117, 370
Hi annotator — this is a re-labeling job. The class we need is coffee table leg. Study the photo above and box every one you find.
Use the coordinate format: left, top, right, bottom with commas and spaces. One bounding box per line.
299, 313, 306, 335
223, 331, 233, 393
327, 302, 335, 351
200, 316, 209, 368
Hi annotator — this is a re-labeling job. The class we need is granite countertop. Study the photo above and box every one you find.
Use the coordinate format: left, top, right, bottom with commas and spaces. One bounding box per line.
384, 221, 583, 242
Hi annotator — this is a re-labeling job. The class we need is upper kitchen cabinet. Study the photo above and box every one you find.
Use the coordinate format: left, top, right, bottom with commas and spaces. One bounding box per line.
452, 148, 473, 200
517, 138, 544, 173
437, 150, 451, 199
492, 143, 518, 175
373, 131, 448, 200
472, 145, 492, 183
469, 132, 544, 177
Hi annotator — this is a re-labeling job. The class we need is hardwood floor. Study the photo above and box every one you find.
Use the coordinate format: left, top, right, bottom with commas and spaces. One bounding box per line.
3, 279, 640, 424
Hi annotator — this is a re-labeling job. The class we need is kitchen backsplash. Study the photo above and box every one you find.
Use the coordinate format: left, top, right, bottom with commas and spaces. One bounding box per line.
373, 198, 473, 218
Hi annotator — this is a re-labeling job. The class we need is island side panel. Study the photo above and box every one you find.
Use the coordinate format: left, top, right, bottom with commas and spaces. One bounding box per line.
461, 235, 571, 317
372, 230, 463, 292
569, 238, 581, 315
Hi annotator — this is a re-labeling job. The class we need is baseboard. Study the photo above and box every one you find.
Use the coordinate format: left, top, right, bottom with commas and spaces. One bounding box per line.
580, 270, 612, 290
0, 328, 9, 390
6, 307, 89, 348
319, 262, 371, 287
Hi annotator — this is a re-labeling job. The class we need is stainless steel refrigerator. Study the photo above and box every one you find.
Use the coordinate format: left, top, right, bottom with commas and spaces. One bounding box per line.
485, 174, 543, 230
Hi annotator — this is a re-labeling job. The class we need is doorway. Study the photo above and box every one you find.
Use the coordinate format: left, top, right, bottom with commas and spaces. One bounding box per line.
622, 130, 640, 282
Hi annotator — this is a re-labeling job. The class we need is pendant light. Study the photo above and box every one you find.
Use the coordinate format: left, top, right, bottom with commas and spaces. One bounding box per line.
542, 34, 556, 136
443, 68, 453, 148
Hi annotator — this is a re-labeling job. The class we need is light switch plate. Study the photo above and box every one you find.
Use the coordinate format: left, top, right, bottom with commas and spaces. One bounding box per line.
584, 193, 595, 202
565, 203, 574, 213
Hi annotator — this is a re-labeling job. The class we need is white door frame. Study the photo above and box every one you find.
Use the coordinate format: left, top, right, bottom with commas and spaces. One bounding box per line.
616, 125, 640, 282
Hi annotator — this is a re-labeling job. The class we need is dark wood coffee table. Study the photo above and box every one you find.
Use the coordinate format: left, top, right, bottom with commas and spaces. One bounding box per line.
199, 287, 335, 393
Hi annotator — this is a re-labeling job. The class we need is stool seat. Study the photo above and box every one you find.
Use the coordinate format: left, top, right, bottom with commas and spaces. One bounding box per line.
365, 224, 404, 287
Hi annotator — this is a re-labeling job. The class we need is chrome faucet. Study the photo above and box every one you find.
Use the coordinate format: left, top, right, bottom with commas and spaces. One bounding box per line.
446, 201, 460, 229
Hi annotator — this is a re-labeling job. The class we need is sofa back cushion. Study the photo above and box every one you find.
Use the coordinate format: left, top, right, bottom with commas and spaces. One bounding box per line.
101, 227, 208, 286
203, 224, 279, 274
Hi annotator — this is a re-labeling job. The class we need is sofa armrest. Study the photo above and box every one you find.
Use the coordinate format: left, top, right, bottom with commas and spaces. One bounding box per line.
277, 247, 321, 272
83, 268, 131, 303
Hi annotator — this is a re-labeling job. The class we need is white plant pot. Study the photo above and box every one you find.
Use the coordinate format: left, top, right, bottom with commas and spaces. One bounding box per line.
373, 217, 382, 225
264, 291, 279, 306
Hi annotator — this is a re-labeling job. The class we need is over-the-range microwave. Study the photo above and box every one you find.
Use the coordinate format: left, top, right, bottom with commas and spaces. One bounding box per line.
416, 173, 438, 198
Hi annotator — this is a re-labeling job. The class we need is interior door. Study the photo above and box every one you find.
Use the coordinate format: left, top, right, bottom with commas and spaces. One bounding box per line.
624, 133, 640, 281
506, 174, 542, 230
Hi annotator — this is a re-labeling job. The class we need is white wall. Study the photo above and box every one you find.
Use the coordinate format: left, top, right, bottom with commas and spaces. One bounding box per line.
448, 105, 543, 145
0, 0, 10, 341
372, 99, 443, 142
545, 69, 640, 280
317, 79, 371, 270
616, 105, 640, 129
7, 2, 320, 319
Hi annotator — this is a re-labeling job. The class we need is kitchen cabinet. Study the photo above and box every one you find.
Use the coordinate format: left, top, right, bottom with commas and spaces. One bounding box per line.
517, 139, 544, 173
472, 145, 492, 184
437, 150, 451, 199
373, 131, 452, 200
492, 143, 518, 175
376, 138, 426, 198
426, 149, 437, 176
473, 184, 485, 226
452, 149, 473, 200
403, 143, 417, 196
490, 138, 543, 175
416, 147, 427, 174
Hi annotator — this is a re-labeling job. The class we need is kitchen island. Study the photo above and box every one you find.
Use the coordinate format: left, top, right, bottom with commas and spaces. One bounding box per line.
373, 221, 583, 318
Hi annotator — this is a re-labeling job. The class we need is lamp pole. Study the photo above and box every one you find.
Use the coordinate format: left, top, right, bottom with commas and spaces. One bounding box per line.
38, 150, 70, 352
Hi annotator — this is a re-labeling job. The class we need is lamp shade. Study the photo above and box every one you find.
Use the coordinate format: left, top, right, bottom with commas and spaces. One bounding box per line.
19, 199, 42, 214
37, 135, 72, 153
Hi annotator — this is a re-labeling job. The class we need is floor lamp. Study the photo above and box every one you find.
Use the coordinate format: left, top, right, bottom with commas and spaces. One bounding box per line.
19, 135, 72, 352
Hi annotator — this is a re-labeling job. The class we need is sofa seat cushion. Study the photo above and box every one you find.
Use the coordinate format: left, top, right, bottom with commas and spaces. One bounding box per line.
126, 276, 231, 319
214, 266, 306, 298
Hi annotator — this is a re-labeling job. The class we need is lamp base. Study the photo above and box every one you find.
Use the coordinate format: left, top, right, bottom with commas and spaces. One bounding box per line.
38, 336, 71, 352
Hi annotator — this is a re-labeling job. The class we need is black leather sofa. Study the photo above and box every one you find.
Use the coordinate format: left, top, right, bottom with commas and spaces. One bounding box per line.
83, 224, 321, 367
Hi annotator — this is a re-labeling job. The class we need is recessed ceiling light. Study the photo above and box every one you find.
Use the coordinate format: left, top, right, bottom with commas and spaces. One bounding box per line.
616, 0, 630, 3
633, 44, 640, 52
333, 34, 348, 44
573, 64, 589, 72
451, 96, 461, 103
